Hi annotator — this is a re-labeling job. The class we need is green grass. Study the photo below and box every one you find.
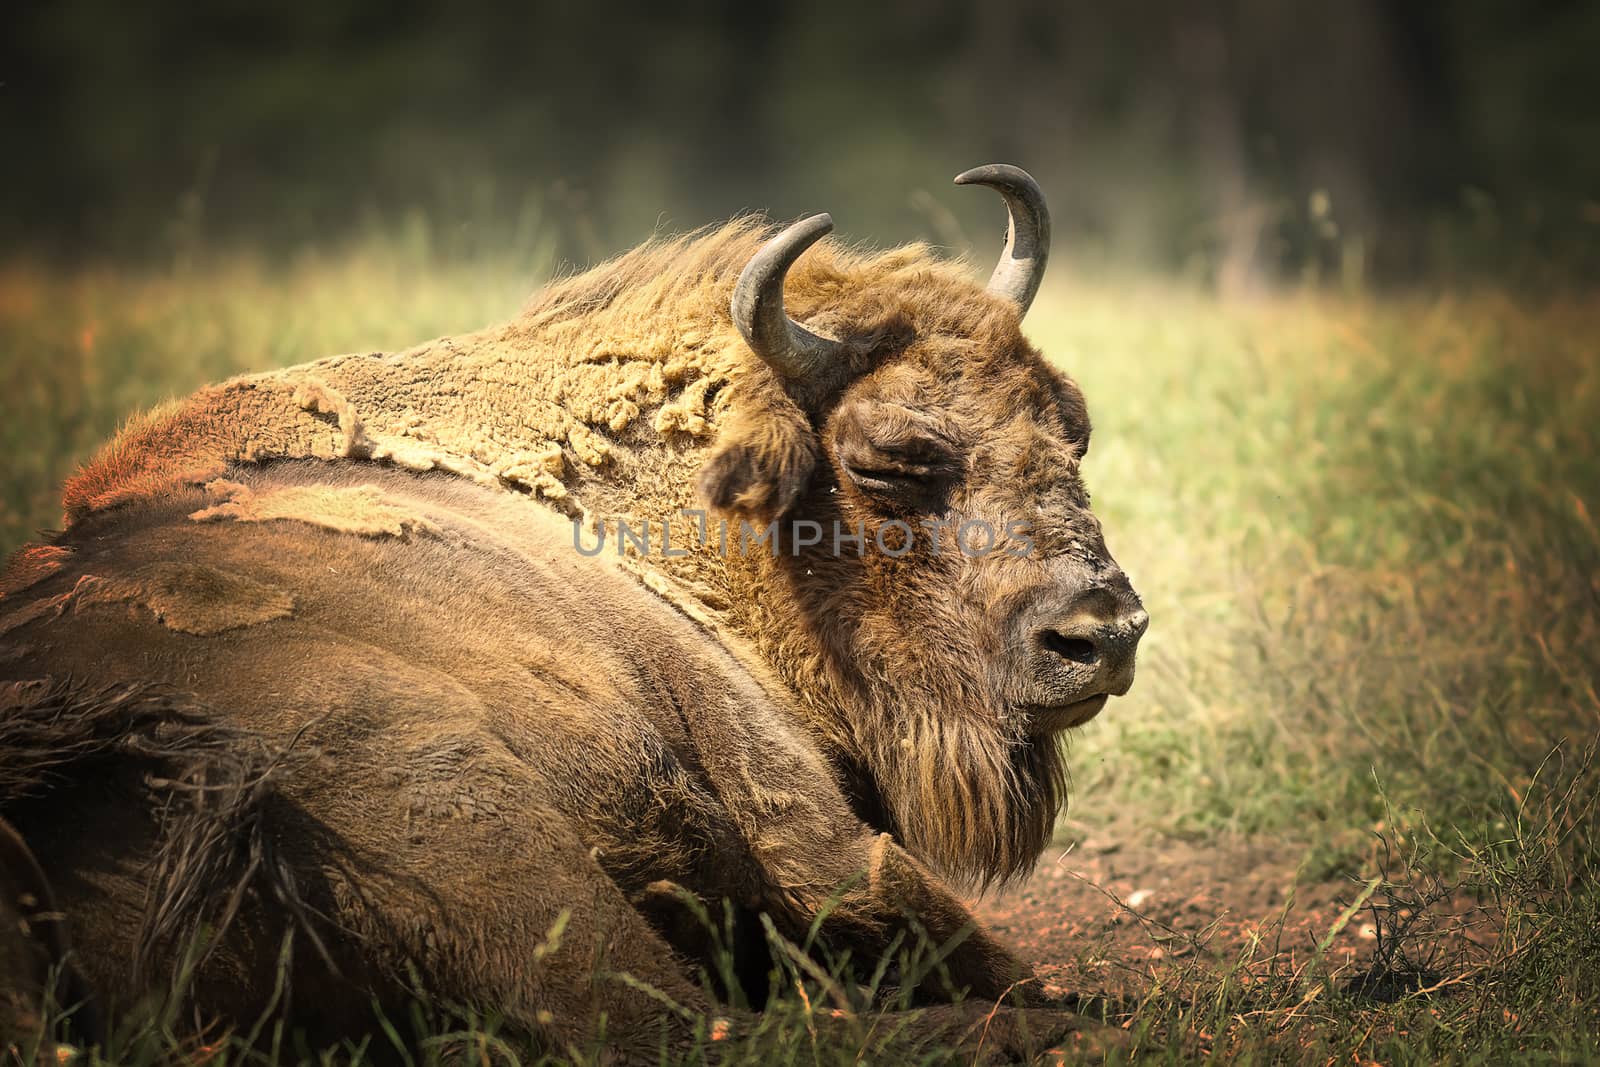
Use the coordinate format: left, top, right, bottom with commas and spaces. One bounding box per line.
1050, 287, 1600, 853
2, 248, 1597, 1063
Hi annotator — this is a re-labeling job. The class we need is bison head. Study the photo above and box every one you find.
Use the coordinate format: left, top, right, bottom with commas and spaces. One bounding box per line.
698, 167, 1148, 885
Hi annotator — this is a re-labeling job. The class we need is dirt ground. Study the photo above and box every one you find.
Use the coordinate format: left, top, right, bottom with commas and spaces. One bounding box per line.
973, 823, 1500, 1011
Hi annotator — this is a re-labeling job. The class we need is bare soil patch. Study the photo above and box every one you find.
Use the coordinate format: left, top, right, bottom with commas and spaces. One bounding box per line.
975, 826, 1498, 1010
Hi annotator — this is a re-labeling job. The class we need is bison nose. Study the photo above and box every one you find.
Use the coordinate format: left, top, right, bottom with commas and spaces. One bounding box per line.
1031, 598, 1148, 694
1037, 606, 1147, 665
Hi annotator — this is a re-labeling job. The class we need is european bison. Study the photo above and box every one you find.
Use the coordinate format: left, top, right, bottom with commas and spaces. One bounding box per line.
0, 166, 1146, 1058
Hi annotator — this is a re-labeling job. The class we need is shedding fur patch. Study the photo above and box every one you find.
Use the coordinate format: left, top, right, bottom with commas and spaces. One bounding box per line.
58, 219, 983, 531
0, 545, 73, 597
58, 377, 507, 523
292, 380, 370, 458
6, 564, 295, 637
189, 479, 442, 540
0, 578, 98, 638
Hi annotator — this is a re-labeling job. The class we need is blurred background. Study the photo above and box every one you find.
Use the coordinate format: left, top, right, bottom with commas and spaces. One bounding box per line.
4, 0, 1597, 288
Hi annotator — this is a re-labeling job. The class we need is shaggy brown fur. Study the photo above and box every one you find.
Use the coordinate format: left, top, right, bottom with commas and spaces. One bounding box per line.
2, 215, 1143, 1054
1, 465, 1096, 1058
55, 221, 1136, 884
0, 679, 323, 1032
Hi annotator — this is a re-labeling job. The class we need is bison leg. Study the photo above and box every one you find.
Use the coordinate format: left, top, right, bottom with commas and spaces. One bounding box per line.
860, 833, 1043, 1004
756, 834, 1125, 1060
756, 828, 1043, 1006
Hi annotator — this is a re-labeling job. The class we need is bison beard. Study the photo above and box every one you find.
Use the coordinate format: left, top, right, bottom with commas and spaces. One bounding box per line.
847, 689, 1067, 889
0, 166, 1145, 1055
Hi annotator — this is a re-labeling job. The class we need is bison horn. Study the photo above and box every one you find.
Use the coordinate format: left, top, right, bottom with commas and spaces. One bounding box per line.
732, 213, 844, 380
954, 164, 1051, 316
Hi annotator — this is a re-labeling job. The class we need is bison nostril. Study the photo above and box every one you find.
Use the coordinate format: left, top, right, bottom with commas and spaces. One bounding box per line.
1039, 629, 1098, 665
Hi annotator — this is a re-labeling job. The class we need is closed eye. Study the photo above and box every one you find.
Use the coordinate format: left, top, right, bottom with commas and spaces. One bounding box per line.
831, 400, 960, 507
845, 463, 929, 489
840, 445, 960, 505
847, 466, 907, 482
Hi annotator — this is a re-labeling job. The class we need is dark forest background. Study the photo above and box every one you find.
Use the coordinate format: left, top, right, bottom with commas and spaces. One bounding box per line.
3, 0, 1597, 287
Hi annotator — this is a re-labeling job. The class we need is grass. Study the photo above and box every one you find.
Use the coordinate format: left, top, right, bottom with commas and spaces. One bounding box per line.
1, 244, 1597, 1064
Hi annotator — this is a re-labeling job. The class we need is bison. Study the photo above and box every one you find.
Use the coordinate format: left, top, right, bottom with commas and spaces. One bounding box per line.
0, 165, 1147, 1058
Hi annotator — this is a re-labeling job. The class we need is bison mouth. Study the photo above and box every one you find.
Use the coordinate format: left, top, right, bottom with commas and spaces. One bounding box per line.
1021, 693, 1109, 735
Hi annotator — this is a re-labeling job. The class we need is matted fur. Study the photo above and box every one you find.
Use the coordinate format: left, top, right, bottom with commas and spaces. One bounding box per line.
60, 221, 984, 525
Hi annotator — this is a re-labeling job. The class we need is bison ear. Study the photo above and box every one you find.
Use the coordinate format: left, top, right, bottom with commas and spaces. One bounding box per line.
697, 400, 819, 523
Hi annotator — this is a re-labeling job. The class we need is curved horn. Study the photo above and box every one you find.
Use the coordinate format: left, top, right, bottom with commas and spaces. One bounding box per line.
954, 164, 1051, 315
731, 213, 844, 380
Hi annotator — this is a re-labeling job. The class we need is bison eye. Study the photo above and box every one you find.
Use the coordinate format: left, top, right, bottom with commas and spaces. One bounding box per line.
837, 437, 959, 506
829, 399, 960, 510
